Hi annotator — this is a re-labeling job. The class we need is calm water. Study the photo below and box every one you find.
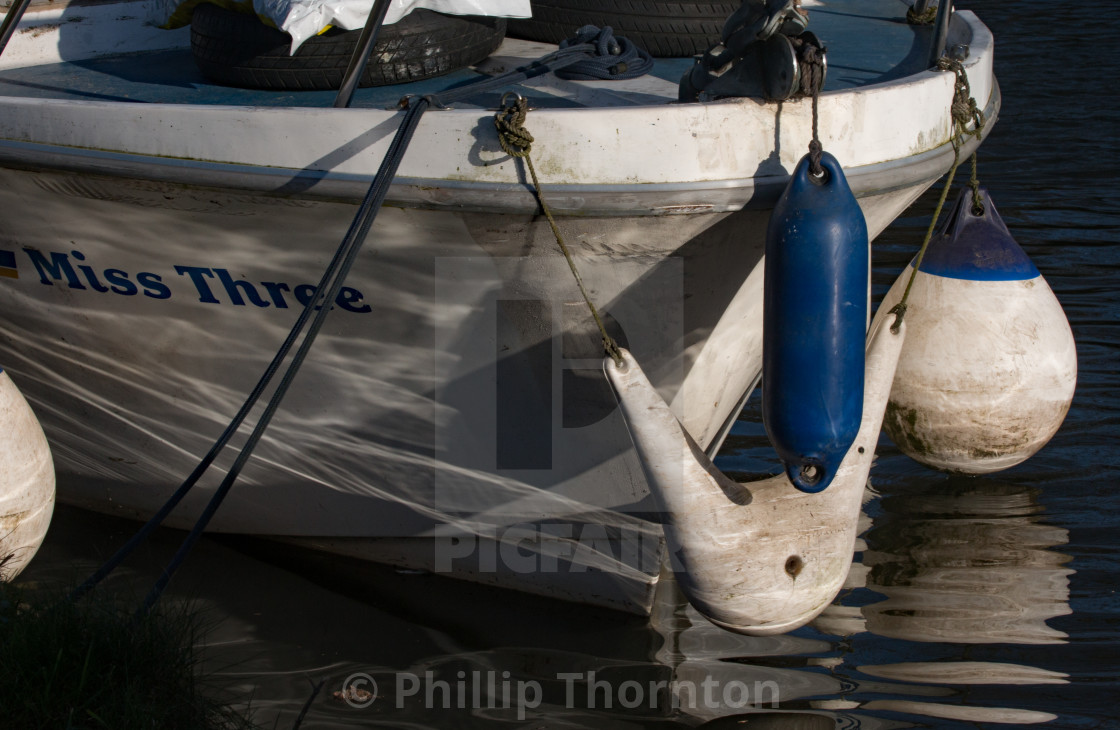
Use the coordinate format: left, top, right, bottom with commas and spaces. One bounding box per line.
13, 0, 1120, 727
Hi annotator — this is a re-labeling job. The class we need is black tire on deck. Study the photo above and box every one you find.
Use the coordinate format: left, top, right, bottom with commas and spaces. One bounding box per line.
190, 3, 507, 91
506, 0, 739, 57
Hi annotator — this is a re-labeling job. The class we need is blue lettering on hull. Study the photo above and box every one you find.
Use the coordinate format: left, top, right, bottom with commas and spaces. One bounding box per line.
5, 248, 371, 314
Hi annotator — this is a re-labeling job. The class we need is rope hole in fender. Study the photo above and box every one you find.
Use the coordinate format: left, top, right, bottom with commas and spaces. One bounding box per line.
798, 461, 824, 488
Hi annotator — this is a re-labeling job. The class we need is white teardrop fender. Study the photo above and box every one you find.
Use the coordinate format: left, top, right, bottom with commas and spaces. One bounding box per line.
605, 316, 905, 635
0, 369, 56, 581
880, 266, 1077, 473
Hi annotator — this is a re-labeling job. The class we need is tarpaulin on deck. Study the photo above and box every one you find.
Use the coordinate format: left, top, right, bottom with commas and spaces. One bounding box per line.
157, 0, 531, 53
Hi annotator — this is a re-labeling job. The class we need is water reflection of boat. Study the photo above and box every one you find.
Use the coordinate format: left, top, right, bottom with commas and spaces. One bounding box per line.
643, 566, 1050, 727
20, 501, 1069, 726
856, 480, 1073, 644
217, 499, 1065, 727
801, 478, 1072, 725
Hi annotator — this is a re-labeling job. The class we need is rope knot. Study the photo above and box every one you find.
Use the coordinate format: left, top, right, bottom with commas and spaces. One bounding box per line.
808, 139, 823, 177
888, 302, 907, 332
798, 41, 822, 68
938, 56, 985, 140
495, 94, 534, 158
906, 5, 936, 24
950, 98, 972, 125
796, 38, 826, 98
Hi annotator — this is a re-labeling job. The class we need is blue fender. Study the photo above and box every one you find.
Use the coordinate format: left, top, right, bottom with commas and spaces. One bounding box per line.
763, 152, 869, 492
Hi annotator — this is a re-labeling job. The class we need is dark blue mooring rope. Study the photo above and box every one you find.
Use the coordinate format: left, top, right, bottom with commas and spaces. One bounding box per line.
133, 96, 432, 614
556, 26, 654, 81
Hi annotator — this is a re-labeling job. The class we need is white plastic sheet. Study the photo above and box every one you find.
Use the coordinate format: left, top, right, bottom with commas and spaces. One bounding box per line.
265, 0, 530, 51
156, 0, 531, 54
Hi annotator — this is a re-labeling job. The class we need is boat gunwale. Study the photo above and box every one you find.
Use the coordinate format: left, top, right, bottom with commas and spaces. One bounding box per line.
0, 84, 999, 215
0, 8, 997, 215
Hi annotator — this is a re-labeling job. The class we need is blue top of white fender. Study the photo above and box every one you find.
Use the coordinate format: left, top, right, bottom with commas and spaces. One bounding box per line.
918, 189, 1040, 281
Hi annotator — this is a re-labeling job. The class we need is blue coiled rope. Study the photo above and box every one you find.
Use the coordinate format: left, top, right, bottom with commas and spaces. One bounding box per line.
556, 25, 654, 80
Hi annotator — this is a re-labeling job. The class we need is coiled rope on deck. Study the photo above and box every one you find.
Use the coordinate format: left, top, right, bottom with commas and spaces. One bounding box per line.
555, 25, 654, 81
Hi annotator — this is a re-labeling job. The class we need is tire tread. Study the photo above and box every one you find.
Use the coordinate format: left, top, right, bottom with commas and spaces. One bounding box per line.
190, 4, 506, 90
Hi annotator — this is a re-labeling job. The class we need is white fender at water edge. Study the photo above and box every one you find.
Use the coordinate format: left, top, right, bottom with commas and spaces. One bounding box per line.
0, 368, 55, 581
879, 189, 1077, 474
605, 316, 905, 635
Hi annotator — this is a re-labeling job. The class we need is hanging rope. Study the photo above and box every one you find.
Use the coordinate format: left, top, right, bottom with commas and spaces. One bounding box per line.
968, 151, 984, 215
796, 38, 828, 177
889, 56, 985, 331
494, 93, 624, 366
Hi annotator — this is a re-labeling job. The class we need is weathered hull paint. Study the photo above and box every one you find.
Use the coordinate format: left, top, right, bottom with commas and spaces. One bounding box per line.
0, 165, 936, 614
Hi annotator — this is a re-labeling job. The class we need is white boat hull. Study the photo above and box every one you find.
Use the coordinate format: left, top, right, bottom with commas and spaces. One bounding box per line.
0, 170, 958, 611
0, 2, 1000, 612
